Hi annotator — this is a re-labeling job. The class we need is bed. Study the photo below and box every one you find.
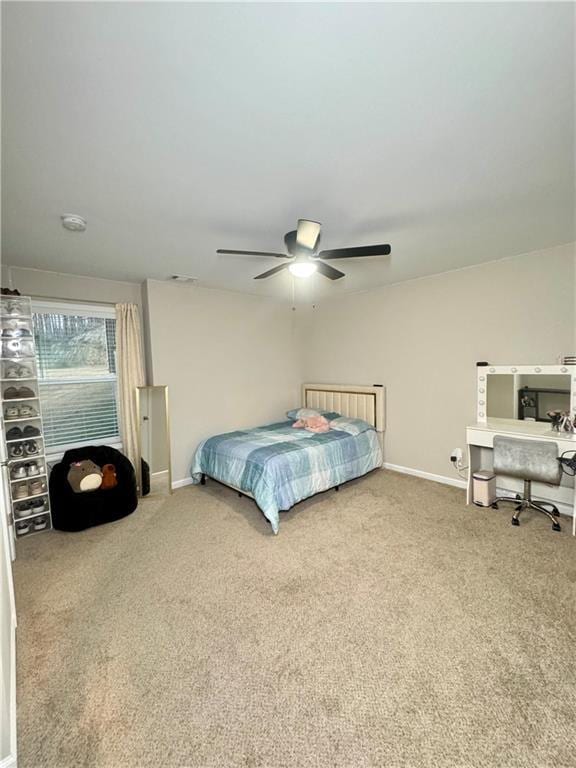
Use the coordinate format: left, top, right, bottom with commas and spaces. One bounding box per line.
191, 383, 385, 533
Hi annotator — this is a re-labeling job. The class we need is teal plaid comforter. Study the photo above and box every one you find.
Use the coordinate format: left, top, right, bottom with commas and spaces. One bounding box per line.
191, 420, 382, 533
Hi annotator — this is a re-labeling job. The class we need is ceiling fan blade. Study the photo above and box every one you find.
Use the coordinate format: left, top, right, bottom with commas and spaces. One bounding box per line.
253, 264, 289, 280
316, 261, 345, 280
296, 219, 321, 250
318, 244, 391, 259
217, 249, 289, 259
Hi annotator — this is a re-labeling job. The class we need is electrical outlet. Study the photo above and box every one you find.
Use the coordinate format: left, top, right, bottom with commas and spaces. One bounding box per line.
450, 448, 463, 463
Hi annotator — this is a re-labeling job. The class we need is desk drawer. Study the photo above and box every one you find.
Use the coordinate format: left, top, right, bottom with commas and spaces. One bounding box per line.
466, 429, 494, 448
467, 427, 576, 452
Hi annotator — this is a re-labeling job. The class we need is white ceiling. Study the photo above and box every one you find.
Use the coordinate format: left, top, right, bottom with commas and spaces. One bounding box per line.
2, 2, 574, 301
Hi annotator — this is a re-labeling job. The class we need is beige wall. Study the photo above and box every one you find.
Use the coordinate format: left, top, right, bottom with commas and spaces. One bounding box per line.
297, 244, 575, 480
4, 245, 574, 487
145, 280, 300, 482
1, 265, 142, 307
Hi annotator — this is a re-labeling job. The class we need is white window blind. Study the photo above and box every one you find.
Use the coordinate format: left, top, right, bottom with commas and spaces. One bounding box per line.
32, 303, 120, 451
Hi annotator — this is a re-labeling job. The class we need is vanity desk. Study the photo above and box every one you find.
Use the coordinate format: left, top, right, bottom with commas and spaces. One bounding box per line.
467, 364, 576, 536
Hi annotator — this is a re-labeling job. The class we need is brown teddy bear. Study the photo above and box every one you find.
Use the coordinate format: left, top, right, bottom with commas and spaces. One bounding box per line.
101, 464, 118, 490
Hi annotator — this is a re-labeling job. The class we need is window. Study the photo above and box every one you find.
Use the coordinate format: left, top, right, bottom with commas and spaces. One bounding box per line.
32, 302, 120, 452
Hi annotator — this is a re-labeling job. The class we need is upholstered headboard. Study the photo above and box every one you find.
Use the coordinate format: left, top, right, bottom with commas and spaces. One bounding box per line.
302, 383, 385, 432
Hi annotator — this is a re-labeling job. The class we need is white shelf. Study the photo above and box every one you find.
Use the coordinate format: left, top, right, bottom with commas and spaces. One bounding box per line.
10, 472, 47, 483
4, 416, 41, 423
1, 396, 38, 402
8, 455, 42, 464
14, 510, 50, 523
10, 489, 48, 503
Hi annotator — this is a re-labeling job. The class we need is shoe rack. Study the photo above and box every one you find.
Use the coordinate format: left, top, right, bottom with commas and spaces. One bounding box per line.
1, 295, 51, 538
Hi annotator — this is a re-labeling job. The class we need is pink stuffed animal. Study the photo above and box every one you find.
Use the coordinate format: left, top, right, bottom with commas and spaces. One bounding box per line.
292, 415, 330, 433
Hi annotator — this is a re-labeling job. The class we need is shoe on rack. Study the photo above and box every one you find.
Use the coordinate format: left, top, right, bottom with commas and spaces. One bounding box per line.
24, 440, 39, 456
11, 465, 27, 480
4, 365, 20, 378
13, 482, 29, 500
0, 323, 19, 338
17, 365, 33, 378
23, 425, 40, 438
26, 462, 41, 477
29, 497, 46, 514
3, 387, 19, 400
14, 503, 31, 519
6, 426, 23, 441
4, 340, 22, 357
5, 300, 24, 316
16, 521, 31, 536
4, 405, 19, 419
18, 404, 38, 417
33, 516, 47, 531
28, 479, 45, 496
17, 387, 36, 399
8, 443, 24, 459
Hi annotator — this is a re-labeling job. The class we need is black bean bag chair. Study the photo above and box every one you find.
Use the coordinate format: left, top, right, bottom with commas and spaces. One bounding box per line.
49, 445, 138, 532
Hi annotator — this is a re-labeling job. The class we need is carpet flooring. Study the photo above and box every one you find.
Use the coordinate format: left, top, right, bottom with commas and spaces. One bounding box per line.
13, 469, 576, 768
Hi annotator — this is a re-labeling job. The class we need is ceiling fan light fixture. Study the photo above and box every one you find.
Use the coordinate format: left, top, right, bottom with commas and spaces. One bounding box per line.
288, 261, 317, 278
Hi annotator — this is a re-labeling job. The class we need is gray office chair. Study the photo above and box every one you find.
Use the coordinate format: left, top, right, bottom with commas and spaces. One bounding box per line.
492, 436, 562, 531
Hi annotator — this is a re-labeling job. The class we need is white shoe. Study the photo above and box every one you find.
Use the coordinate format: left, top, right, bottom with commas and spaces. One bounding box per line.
16, 521, 31, 536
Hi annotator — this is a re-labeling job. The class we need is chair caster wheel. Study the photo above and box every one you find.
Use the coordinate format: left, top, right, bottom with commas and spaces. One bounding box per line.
491, 503, 499, 510
552, 523, 561, 532
515, 494, 522, 500
552, 509, 561, 517
511, 517, 520, 526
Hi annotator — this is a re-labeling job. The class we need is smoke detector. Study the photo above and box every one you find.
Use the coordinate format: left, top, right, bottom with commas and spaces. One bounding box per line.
61, 214, 87, 232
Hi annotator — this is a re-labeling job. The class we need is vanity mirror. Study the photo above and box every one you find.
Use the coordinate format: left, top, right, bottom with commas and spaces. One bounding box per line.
477, 365, 576, 425
135, 385, 172, 496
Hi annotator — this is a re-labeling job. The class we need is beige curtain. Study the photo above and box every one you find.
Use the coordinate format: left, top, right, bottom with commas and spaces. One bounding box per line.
115, 303, 145, 472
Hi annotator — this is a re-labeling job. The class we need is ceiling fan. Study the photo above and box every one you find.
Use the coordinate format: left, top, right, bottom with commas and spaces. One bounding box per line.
216, 219, 391, 280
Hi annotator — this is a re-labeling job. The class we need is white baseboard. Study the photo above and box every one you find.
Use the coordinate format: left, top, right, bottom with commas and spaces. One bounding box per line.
175, 466, 468, 493
383, 462, 574, 518
383, 462, 467, 490
172, 477, 194, 490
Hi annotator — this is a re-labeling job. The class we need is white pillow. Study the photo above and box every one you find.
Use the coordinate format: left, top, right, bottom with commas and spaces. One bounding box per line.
286, 408, 321, 421
329, 417, 373, 436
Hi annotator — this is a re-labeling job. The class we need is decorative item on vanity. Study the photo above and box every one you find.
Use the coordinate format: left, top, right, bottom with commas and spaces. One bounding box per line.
547, 410, 576, 433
